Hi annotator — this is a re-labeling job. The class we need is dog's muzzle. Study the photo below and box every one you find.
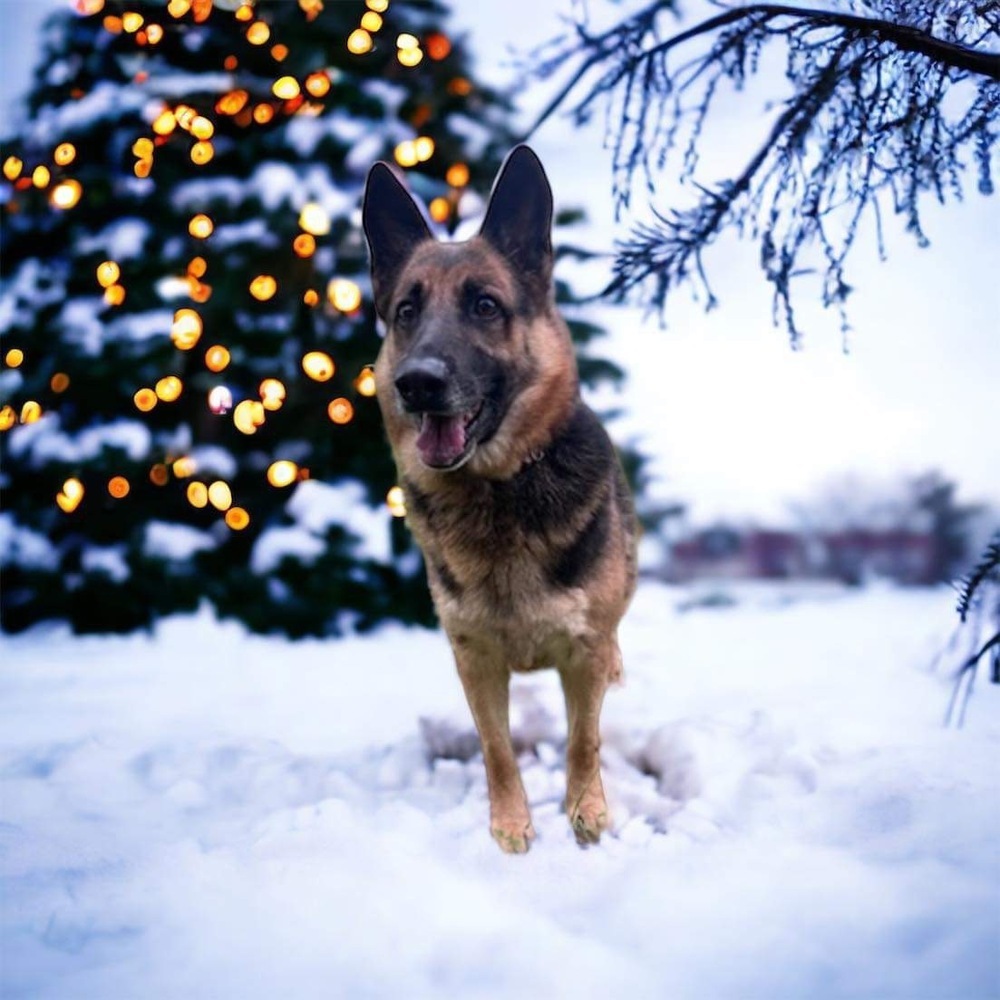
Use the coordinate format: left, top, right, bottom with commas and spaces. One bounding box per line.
394, 357, 480, 471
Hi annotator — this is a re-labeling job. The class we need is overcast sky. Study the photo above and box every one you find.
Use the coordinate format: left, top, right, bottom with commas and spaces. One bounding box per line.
3, 0, 998, 525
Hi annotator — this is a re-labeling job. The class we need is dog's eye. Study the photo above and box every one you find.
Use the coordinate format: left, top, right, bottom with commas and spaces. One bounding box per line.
473, 295, 500, 319
395, 301, 416, 325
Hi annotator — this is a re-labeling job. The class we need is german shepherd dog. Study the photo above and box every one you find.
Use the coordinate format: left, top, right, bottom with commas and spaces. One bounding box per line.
362, 146, 637, 853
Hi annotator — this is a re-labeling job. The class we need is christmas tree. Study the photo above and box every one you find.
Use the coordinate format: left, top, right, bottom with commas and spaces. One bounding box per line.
1, 0, 637, 637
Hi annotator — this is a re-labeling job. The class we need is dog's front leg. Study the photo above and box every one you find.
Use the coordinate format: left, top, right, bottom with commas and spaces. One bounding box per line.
453, 644, 534, 853
559, 637, 618, 844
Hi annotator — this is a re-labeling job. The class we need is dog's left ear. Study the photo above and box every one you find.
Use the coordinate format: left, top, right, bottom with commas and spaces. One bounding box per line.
363, 162, 433, 317
479, 145, 553, 289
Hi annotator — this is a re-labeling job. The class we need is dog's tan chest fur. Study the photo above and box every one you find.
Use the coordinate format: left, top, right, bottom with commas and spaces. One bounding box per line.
403, 460, 631, 677
421, 526, 594, 669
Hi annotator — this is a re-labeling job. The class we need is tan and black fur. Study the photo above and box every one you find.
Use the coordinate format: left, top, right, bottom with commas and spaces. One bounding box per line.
363, 146, 637, 853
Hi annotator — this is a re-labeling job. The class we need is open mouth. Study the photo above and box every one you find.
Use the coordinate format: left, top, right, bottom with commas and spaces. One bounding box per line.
415, 402, 483, 470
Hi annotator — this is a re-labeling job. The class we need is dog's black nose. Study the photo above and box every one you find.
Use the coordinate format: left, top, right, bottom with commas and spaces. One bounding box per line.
394, 357, 451, 412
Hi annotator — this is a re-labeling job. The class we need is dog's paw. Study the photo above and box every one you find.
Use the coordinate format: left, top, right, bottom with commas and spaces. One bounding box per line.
490, 818, 535, 854
568, 792, 610, 846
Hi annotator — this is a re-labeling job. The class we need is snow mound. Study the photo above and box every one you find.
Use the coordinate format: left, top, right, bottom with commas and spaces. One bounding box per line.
1, 584, 997, 999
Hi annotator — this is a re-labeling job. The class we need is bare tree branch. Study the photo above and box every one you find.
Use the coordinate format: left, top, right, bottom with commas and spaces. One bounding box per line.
527, 0, 1000, 342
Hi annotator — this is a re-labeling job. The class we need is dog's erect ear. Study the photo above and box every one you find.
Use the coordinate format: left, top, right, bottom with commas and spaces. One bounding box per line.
362, 162, 433, 317
479, 145, 554, 290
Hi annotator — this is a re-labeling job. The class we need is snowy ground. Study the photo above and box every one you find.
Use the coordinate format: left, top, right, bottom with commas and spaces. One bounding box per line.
1, 582, 998, 1000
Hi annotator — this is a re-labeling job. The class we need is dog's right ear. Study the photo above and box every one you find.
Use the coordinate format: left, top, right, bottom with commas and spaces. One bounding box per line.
362, 162, 433, 318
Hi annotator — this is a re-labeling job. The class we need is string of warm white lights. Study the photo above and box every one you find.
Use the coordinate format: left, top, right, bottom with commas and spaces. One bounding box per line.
2, 0, 476, 533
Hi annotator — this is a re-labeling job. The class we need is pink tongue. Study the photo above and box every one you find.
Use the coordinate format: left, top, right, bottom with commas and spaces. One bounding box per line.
416, 414, 467, 467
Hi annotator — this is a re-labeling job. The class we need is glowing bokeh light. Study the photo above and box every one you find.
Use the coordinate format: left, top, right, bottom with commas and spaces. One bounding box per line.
216, 90, 249, 115
272, 76, 300, 100
172, 456, 197, 478
305, 72, 330, 98
63, 478, 84, 501
259, 378, 286, 410
188, 213, 213, 238
355, 366, 377, 397
108, 476, 130, 498
152, 109, 177, 135
57, 478, 84, 513
155, 375, 183, 401
225, 507, 250, 530
446, 162, 470, 187
327, 278, 362, 312
397, 47, 423, 68
3, 156, 23, 180
96, 260, 120, 287
205, 345, 230, 372
134, 388, 157, 411
247, 21, 270, 45
298, 201, 330, 235
327, 397, 354, 424
191, 141, 214, 165
250, 274, 277, 300
425, 33, 451, 60
386, 485, 407, 517
293, 233, 316, 258
208, 481, 233, 510
191, 116, 214, 139
171, 308, 203, 349
54, 142, 77, 166
394, 141, 418, 168
302, 351, 334, 382
347, 29, 372, 54
267, 460, 298, 488
208, 385, 234, 414
51, 178, 83, 209
189, 280, 212, 303
414, 136, 434, 161
20, 401, 42, 423
429, 197, 449, 223
234, 399, 266, 434
187, 481, 208, 507
5, 348, 24, 368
